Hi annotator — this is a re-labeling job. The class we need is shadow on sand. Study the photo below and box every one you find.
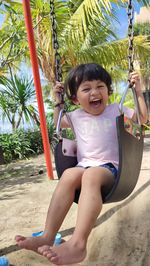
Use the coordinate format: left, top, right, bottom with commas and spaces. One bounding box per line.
0, 179, 149, 256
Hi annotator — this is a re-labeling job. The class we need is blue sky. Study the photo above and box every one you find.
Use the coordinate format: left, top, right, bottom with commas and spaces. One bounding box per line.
0, 2, 142, 79
0, 2, 144, 133
113, 2, 141, 38
0, 2, 141, 36
0, 13, 4, 27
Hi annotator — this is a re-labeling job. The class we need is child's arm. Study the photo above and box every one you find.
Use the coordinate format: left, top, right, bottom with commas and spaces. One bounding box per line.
53, 81, 70, 128
130, 72, 148, 124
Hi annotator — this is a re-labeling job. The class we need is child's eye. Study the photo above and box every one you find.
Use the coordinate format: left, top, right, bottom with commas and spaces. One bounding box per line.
82, 88, 90, 92
98, 85, 105, 89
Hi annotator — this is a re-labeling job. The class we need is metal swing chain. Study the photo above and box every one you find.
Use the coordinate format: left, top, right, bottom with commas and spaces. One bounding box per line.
50, 0, 67, 139
127, 0, 141, 125
119, 0, 141, 124
127, 0, 134, 79
50, 0, 62, 83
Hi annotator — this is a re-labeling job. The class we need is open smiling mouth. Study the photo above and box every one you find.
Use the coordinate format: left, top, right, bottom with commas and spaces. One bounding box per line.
89, 99, 102, 107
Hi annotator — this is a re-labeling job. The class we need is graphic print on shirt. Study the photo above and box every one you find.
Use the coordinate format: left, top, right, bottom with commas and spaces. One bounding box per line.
79, 117, 113, 136
65, 104, 134, 168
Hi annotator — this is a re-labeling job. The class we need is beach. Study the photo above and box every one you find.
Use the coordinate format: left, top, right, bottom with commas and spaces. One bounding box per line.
0, 135, 150, 266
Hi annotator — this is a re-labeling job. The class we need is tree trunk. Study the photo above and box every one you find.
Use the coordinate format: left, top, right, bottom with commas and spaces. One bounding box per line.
36, 15, 56, 85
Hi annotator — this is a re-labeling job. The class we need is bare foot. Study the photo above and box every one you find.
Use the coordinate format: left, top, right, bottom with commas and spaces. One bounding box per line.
38, 239, 87, 265
15, 235, 53, 252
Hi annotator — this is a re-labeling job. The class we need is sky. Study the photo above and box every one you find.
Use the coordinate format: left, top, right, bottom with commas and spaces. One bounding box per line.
112, 2, 141, 39
0, 2, 142, 37
0, 2, 144, 133
0, 13, 4, 27
0, 1, 142, 78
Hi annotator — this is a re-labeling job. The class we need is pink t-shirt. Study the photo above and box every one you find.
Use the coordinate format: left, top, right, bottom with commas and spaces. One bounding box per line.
64, 103, 134, 168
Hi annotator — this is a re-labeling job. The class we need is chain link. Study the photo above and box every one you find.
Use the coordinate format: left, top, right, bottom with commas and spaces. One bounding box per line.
127, 0, 134, 76
50, 0, 134, 92
50, 0, 62, 82
127, 1, 141, 123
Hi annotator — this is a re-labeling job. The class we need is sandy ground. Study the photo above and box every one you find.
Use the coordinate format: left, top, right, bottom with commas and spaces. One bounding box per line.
0, 135, 150, 266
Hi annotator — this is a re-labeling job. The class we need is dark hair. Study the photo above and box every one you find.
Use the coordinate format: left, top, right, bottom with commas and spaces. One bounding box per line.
64, 63, 113, 101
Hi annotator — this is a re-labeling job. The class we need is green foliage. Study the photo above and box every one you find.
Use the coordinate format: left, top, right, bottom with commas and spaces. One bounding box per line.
0, 130, 33, 162
0, 74, 39, 130
25, 130, 43, 155
0, 117, 55, 163
133, 22, 150, 84
134, 22, 150, 37
1, 0, 150, 84
46, 111, 58, 151
109, 91, 135, 109
109, 92, 121, 104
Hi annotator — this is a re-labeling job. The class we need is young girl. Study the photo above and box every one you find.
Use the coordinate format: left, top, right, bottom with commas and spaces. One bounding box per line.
15, 63, 148, 265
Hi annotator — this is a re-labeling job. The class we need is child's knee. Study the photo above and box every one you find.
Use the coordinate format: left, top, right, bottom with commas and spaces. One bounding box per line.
81, 168, 104, 187
60, 169, 79, 188
60, 167, 83, 187
81, 172, 95, 187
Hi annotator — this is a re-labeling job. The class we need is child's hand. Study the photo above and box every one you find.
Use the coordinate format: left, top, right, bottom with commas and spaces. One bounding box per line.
130, 72, 142, 93
53, 81, 64, 104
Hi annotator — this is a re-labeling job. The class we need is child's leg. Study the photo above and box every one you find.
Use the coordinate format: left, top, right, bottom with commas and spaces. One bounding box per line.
38, 166, 114, 265
15, 167, 85, 252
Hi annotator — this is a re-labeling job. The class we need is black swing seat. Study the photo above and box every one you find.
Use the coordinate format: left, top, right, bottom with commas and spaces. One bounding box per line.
54, 114, 144, 203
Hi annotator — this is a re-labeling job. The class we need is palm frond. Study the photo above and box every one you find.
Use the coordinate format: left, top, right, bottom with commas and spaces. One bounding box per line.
61, 0, 112, 42
78, 35, 150, 66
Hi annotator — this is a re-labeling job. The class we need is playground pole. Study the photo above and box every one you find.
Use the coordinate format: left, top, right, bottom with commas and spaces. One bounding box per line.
22, 0, 53, 179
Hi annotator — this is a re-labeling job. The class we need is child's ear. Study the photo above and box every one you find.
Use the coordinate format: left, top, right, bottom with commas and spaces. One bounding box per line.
72, 95, 79, 105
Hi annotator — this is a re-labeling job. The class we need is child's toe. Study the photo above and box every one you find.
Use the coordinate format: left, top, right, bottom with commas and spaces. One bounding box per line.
38, 245, 50, 254
15, 235, 26, 242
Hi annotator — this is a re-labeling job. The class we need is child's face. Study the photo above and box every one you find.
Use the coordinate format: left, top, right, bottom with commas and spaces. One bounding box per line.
73, 80, 109, 115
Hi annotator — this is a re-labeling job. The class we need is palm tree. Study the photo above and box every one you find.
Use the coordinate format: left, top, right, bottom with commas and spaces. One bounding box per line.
134, 22, 150, 79
0, 0, 150, 85
0, 74, 39, 131
134, 22, 150, 37
29, 0, 150, 84
133, 21, 150, 113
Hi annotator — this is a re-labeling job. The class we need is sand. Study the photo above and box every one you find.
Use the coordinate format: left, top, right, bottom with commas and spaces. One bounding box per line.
0, 135, 150, 266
